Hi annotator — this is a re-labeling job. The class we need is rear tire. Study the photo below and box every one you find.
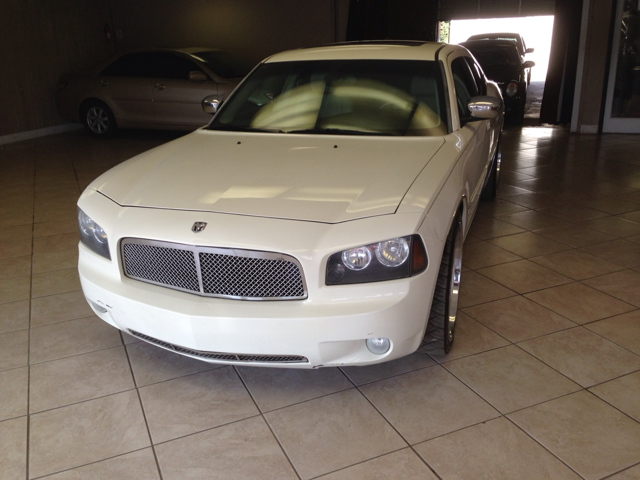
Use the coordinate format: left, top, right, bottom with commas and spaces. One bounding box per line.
81, 100, 117, 138
420, 210, 463, 356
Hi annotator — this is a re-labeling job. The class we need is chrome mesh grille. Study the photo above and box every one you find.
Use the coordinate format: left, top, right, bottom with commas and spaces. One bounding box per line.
121, 238, 306, 301
129, 330, 309, 364
200, 253, 305, 298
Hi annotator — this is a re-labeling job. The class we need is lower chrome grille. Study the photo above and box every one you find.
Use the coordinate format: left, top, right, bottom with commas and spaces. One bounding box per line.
129, 330, 309, 364
121, 238, 307, 301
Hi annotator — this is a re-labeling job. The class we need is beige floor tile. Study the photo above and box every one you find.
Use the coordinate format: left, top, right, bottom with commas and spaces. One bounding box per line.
29, 346, 134, 413
0, 238, 32, 260
534, 224, 616, 247
0, 300, 29, 334
477, 260, 572, 294
156, 416, 297, 480
487, 232, 570, 258
140, 367, 258, 444
361, 366, 499, 444
321, 449, 438, 480
537, 203, 608, 221
461, 241, 521, 269
29, 390, 150, 478
31, 267, 81, 298
530, 249, 625, 280
462, 296, 576, 343
0, 417, 27, 480
580, 239, 640, 268
33, 218, 79, 238
507, 192, 565, 210
43, 449, 160, 480
621, 210, 640, 223
508, 391, 640, 480
525, 282, 636, 324
0, 367, 28, 421
474, 198, 530, 217
586, 310, 640, 355
266, 389, 406, 479
31, 248, 78, 274
30, 290, 94, 327
445, 345, 581, 413
126, 341, 218, 387
32, 232, 78, 255
341, 351, 435, 385
467, 217, 526, 240
0, 330, 29, 372
583, 270, 640, 307
589, 371, 640, 422
0, 275, 30, 304
0, 224, 32, 242
238, 366, 352, 412
519, 327, 640, 387
582, 216, 640, 238
429, 312, 509, 362
497, 210, 570, 230
415, 417, 582, 480
607, 464, 640, 480
0, 256, 31, 279
30, 316, 122, 364
458, 271, 517, 308
497, 184, 535, 198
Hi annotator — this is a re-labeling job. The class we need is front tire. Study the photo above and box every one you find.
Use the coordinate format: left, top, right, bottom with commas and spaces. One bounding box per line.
81, 100, 117, 138
421, 210, 463, 355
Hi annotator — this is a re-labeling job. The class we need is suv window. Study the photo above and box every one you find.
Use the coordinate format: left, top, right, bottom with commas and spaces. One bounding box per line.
451, 57, 479, 121
100, 52, 204, 79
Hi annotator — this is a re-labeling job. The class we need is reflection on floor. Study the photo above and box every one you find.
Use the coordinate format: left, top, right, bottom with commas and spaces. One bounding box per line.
1, 126, 640, 480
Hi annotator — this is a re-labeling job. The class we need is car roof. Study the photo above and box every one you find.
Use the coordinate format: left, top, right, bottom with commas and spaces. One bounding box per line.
263, 41, 450, 63
467, 33, 523, 41
461, 39, 521, 51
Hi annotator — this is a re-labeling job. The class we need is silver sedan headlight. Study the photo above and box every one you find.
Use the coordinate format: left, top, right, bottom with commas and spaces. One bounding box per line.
77, 207, 111, 259
326, 235, 427, 285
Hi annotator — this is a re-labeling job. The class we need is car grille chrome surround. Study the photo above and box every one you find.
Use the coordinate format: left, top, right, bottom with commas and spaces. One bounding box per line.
121, 238, 307, 301
129, 330, 309, 364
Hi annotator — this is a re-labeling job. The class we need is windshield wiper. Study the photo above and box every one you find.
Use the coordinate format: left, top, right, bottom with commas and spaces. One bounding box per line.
210, 125, 284, 133
287, 128, 388, 136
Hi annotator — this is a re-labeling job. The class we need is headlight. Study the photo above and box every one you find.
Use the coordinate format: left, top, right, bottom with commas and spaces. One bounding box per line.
326, 235, 427, 285
78, 207, 111, 259
505, 82, 519, 97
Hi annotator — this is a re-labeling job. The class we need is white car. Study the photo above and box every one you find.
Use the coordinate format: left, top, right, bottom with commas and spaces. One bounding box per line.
77, 41, 503, 368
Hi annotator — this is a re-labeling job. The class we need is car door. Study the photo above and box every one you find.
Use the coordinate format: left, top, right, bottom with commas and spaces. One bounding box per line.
148, 52, 219, 127
449, 55, 491, 218
97, 53, 155, 126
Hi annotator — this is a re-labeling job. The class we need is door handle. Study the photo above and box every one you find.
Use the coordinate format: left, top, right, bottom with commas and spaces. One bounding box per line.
154, 84, 166, 90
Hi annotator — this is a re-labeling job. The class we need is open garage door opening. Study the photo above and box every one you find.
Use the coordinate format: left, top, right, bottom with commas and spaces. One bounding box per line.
444, 16, 554, 125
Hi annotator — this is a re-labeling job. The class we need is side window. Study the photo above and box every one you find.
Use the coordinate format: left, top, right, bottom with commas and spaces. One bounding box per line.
450, 57, 479, 121
150, 53, 205, 80
465, 57, 487, 96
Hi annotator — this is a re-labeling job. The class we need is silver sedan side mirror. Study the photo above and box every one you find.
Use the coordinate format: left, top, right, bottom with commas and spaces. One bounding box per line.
202, 95, 221, 115
468, 96, 503, 119
523, 61, 536, 69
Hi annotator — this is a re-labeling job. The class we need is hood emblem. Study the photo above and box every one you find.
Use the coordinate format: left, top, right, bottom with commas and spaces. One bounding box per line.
192, 222, 207, 233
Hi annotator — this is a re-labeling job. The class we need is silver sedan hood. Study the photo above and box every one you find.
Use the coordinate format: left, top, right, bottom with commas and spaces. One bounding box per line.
94, 130, 444, 224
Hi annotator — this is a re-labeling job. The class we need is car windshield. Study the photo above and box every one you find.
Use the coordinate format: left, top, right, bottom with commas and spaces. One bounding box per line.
208, 59, 447, 136
468, 47, 521, 67
188, 50, 254, 78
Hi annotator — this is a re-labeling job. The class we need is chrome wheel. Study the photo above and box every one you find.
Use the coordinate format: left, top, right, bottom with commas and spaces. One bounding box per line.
446, 215, 463, 345
86, 106, 110, 134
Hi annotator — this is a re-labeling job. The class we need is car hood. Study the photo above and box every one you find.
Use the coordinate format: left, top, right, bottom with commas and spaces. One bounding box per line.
482, 65, 523, 84
94, 129, 444, 224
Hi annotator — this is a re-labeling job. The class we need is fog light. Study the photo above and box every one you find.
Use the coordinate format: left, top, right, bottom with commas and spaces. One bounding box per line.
89, 300, 107, 313
366, 337, 390, 355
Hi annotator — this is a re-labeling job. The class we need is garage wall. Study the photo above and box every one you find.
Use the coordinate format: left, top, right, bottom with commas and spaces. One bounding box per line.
1, 0, 348, 138
0, 0, 114, 137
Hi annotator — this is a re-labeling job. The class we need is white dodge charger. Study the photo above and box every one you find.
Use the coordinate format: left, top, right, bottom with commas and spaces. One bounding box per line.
77, 41, 503, 368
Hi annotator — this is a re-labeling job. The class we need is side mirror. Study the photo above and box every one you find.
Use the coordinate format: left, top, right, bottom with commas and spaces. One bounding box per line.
523, 61, 536, 69
468, 96, 503, 119
189, 71, 207, 81
525, 47, 535, 54
202, 95, 221, 114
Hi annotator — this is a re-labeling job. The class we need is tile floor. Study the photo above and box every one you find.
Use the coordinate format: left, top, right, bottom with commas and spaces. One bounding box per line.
1, 126, 640, 479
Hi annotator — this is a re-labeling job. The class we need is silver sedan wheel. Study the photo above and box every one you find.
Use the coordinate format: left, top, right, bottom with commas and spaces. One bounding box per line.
86, 106, 111, 134
446, 215, 463, 344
